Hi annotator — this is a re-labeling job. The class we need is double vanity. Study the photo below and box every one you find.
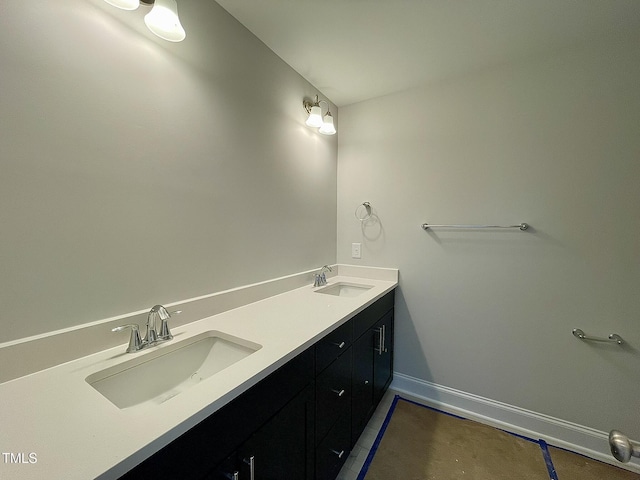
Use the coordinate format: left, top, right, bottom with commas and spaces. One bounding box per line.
0, 265, 397, 480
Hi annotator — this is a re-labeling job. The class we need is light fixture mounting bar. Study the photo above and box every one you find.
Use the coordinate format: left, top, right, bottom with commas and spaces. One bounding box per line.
303, 95, 320, 115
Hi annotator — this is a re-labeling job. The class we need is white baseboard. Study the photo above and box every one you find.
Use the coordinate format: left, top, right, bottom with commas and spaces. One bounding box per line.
390, 372, 640, 474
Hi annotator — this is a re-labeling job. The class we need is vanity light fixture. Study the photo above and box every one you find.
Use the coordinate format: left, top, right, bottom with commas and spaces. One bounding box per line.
102, 0, 186, 42
144, 0, 186, 42
104, 0, 140, 10
304, 95, 337, 135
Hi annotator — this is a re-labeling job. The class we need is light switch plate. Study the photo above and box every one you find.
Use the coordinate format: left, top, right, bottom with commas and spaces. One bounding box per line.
351, 243, 362, 259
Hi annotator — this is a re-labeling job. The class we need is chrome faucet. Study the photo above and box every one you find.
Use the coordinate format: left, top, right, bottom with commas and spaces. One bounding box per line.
113, 304, 178, 353
313, 265, 333, 287
145, 304, 174, 344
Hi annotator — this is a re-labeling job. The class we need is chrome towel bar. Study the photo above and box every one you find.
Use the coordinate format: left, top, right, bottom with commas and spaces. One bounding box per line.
421, 223, 529, 231
610, 430, 640, 463
572, 328, 624, 345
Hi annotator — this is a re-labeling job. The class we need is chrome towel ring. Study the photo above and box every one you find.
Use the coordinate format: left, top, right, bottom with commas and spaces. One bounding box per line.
355, 202, 372, 222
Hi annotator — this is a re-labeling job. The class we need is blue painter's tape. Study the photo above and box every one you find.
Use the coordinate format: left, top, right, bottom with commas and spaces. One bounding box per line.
356, 395, 559, 480
356, 395, 400, 480
539, 439, 559, 480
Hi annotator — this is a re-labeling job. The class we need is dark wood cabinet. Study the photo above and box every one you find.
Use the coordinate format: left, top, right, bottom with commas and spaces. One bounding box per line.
210, 385, 314, 480
351, 291, 394, 448
118, 289, 395, 480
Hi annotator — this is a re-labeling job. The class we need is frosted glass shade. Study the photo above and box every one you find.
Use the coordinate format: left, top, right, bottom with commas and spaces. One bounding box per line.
104, 0, 140, 10
305, 105, 323, 128
144, 0, 186, 42
319, 113, 336, 135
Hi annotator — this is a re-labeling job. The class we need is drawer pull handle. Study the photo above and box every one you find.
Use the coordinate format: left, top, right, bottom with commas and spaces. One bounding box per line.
376, 324, 387, 355
383, 323, 387, 353
330, 449, 345, 459
376, 327, 383, 355
333, 341, 346, 349
243, 456, 255, 480
331, 389, 346, 397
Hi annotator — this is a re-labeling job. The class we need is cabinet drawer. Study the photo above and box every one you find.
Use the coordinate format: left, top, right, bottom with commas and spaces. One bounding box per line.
353, 290, 395, 339
316, 347, 351, 444
315, 320, 352, 374
315, 413, 351, 480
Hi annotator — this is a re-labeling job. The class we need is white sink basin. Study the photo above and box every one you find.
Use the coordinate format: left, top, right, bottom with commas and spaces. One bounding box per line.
86, 331, 261, 409
315, 282, 373, 298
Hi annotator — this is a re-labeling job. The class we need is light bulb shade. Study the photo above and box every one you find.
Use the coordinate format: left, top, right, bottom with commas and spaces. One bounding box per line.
319, 112, 336, 135
104, 0, 140, 10
305, 105, 323, 128
144, 0, 186, 42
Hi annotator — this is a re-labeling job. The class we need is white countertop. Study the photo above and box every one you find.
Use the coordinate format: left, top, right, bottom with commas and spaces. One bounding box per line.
0, 269, 397, 480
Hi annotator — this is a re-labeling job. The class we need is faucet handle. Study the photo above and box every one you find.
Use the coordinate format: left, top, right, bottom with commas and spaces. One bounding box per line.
112, 324, 144, 353
157, 308, 180, 341
157, 315, 173, 341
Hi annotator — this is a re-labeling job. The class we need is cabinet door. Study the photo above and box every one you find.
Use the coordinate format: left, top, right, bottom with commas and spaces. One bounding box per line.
208, 454, 240, 480
373, 311, 393, 405
239, 385, 314, 480
209, 385, 314, 480
351, 328, 375, 447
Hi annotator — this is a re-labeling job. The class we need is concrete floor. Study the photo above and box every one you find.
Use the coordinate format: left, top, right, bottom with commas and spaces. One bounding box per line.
338, 389, 640, 480
337, 389, 397, 480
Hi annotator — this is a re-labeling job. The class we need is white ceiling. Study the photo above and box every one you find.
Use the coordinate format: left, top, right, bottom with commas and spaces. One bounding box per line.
214, 0, 640, 107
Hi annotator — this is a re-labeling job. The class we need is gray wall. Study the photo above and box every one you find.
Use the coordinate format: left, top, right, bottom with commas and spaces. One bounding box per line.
0, 0, 337, 343
337, 33, 640, 436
